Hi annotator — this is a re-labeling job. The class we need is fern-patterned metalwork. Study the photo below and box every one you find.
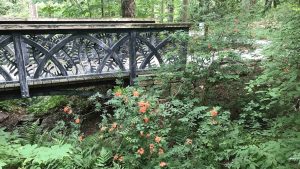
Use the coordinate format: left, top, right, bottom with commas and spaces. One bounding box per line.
0, 22, 189, 98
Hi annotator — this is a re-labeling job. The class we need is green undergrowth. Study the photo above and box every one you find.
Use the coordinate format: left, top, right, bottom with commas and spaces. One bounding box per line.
0, 85, 300, 169
0, 96, 67, 116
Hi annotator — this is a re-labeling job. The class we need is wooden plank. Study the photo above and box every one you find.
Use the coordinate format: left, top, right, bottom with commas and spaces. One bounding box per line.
0, 23, 191, 32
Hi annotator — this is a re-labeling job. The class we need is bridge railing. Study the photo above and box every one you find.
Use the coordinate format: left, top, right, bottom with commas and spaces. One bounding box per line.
0, 18, 155, 24
0, 21, 190, 98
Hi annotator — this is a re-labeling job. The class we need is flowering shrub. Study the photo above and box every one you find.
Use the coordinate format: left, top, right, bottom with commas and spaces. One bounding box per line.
99, 87, 171, 168
95, 86, 234, 168
1, 85, 300, 169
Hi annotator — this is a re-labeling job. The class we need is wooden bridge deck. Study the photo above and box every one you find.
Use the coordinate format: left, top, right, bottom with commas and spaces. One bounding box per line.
0, 19, 190, 98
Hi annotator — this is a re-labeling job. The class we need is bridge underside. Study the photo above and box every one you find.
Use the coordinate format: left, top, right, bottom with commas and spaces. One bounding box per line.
0, 71, 156, 100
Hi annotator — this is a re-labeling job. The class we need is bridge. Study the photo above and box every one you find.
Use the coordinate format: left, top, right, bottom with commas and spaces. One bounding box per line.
0, 19, 190, 99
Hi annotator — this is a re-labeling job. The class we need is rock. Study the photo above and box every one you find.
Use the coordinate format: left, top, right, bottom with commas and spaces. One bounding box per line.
19, 114, 35, 122
0, 111, 9, 123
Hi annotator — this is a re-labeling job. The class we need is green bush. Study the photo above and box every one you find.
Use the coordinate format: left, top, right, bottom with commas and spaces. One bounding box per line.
27, 96, 68, 116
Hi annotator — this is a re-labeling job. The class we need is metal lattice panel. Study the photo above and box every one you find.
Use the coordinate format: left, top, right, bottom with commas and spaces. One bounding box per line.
0, 22, 190, 98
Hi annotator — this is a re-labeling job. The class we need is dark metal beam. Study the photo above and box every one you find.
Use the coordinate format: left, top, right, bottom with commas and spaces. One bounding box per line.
129, 31, 137, 85
12, 34, 29, 98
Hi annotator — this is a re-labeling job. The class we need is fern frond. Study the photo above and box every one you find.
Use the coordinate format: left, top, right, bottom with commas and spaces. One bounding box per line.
18, 120, 41, 145
95, 147, 112, 167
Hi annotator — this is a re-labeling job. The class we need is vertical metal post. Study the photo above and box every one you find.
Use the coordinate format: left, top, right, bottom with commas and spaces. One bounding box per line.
13, 34, 30, 98
129, 31, 137, 85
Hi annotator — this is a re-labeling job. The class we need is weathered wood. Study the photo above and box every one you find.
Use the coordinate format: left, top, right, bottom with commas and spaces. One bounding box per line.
0, 23, 191, 33
12, 34, 29, 97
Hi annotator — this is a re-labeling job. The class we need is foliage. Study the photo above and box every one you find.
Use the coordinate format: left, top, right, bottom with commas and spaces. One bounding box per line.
0, 99, 30, 112
0, 0, 299, 169
0, 96, 67, 117
27, 96, 68, 116
0, 128, 72, 169
246, 3, 300, 115
0, 0, 29, 17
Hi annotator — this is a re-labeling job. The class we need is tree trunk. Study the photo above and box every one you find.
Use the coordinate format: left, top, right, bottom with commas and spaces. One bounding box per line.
29, 0, 38, 18
121, 0, 135, 18
182, 0, 189, 22
151, 3, 155, 18
167, 0, 174, 22
264, 0, 280, 13
160, 0, 165, 22
101, 0, 104, 17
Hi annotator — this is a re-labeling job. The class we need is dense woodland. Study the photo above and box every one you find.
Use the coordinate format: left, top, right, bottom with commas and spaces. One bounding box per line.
0, 0, 300, 169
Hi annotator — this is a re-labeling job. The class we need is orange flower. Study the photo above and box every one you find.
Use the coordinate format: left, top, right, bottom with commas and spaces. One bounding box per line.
155, 136, 161, 143
115, 91, 122, 97
79, 135, 84, 142
138, 101, 150, 113
139, 106, 147, 113
133, 91, 139, 97
75, 118, 80, 124
185, 138, 193, 145
210, 108, 218, 117
138, 101, 150, 109
137, 148, 145, 155
158, 148, 164, 155
112, 122, 118, 129
143, 117, 150, 123
63, 106, 72, 114
159, 162, 167, 167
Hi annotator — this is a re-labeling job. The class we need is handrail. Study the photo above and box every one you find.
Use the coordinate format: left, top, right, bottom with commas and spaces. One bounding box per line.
0, 18, 156, 24
0, 23, 191, 34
